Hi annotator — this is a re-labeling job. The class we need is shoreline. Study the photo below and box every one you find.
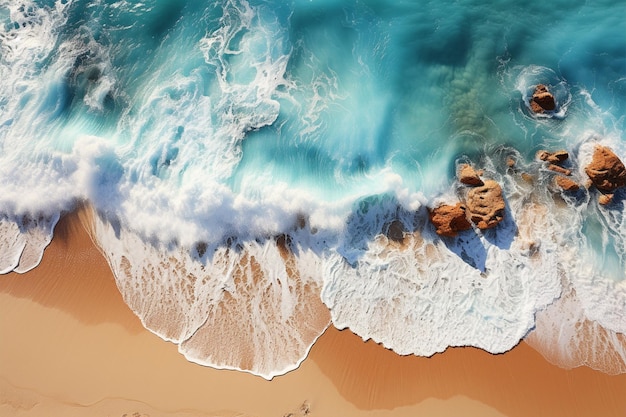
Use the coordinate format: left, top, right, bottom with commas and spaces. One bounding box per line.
1, 210, 625, 416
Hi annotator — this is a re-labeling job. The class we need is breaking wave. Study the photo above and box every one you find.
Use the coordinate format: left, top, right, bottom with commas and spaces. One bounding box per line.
1, 0, 625, 377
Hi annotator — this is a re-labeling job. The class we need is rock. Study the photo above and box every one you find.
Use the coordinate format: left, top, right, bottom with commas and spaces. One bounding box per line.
548, 164, 571, 176
521, 173, 534, 184
385, 220, 405, 243
584, 145, 626, 192
506, 157, 516, 168
555, 176, 579, 192
458, 164, 484, 186
530, 84, 556, 113
465, 180, 506, 230
598, 194, 614, 205
538, 150, 572, 176
429, 203, 472, 237
537, 150, 569, 164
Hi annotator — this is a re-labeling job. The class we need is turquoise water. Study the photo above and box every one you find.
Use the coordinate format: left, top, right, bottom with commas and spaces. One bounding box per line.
1, 0, 625, 378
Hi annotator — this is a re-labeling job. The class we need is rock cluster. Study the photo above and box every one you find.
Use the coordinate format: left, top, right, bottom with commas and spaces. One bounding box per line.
429, 164, 506, 236
584, 145, 626, 205
535, 145, 626, 204
537, 149, 580, 192
530, 84, 556, 113
427, 133, 625, 236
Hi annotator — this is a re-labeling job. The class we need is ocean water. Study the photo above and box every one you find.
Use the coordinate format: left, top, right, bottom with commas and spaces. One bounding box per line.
1, 0, 625, 378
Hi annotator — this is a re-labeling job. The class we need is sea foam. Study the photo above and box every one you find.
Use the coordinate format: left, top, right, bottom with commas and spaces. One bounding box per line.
87, 206, 330, 379
1, 0, 625, 378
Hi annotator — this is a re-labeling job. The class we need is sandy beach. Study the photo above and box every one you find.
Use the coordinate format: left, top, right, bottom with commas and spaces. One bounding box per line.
1, 211, 625, 417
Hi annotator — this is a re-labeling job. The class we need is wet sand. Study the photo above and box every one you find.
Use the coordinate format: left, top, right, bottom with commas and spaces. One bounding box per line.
1, 211, 625, 417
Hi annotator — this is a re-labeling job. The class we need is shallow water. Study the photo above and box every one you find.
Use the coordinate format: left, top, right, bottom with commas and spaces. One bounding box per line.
1, 0, 625, 378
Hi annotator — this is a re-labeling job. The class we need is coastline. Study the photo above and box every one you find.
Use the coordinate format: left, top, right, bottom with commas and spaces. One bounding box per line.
1, 210, 625, 417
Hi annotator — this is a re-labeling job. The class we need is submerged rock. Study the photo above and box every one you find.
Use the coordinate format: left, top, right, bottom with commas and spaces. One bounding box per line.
537, 150, 569, 164
521, 172, 534, 184
465, 180, 506, 230
548, 164, 572, 176
458, 164, 484, 186
598, 193, 614, 205
555, 176, 579, 192
584, 145, 626, 193
429, 203, 472, 237
385, 220, 406, 243
530, 84, 556, 113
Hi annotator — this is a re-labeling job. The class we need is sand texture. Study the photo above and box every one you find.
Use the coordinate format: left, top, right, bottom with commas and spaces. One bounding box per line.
1, 211, 625, 417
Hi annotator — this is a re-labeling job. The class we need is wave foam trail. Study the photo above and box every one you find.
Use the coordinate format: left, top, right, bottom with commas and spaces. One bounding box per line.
0, 0, 75, 148
565, 140, 626, 335
111, 0, 294, 247
88, 208, 330, 380
0, 132, 119, 273
322, 165, 566, 356
0, 0, 116, 272
0, 214, 58, 274
516, 136, 626, 372
526, 289, 626, 375
1, 0, 626, 378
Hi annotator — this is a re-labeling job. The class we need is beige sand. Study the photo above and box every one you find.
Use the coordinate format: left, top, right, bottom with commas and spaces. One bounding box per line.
0, 211, 625, 417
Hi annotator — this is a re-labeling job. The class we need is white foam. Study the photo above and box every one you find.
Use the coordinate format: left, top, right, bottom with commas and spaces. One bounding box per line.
518, 133, 626, 373
197, 0, 288, 153
0, 0, 73, 139
101, 0, 298, 248
1, 1, 624, 379
59, 30, 116, 113
0, 213, 58, 274
0, 219, 24, 274
527, 287, 626, 375
0, 0, 116, 216
88, 208, 330, 380
0, 120, 117, 274
12, 213, 59, 273
0, 0, 85, 273
321, 174, 564, 356
567, 139, 626, 335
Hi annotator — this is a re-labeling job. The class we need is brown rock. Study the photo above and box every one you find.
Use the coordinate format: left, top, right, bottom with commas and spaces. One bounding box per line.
598, 194, 614, 205
548, 164, 572, 176
537, 150, 569, 164
465, 180, 506, 230
584, 146, 626, 192
530, 101, 543, 113
555, 176, 579, 192
506, 157, 516, 168
458, 164, 484, 186
429, 203, 472, 237
521, 173, 534, 184
530, 84, 556, 113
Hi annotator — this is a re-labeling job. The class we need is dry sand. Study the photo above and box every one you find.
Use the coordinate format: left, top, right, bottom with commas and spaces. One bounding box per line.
0, 211, 625, 417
